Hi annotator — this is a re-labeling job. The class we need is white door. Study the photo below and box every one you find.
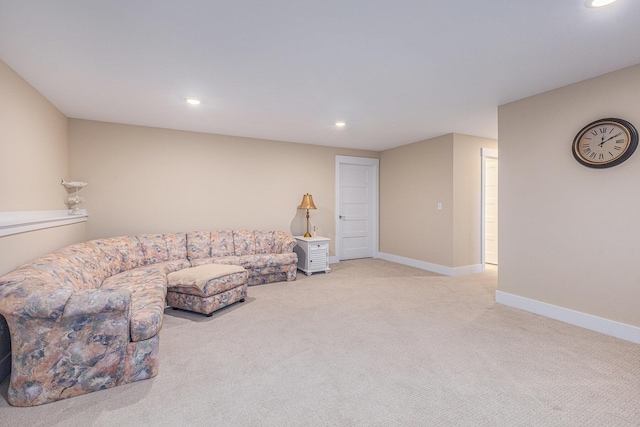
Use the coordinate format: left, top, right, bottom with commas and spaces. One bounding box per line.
484, 157, 498, 265
335, 156, 379, 260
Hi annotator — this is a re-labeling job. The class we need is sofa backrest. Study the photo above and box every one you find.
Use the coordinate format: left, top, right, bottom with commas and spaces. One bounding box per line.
0, 241, 109, 294
184, 230, 294, 260
137, 234, 169, 264
232, 230, 255, 256
136, 233, 188, 264
254, 230, 278, 254
211, 231, 235, 257
25, 248, 101, 291
273, 231, 295, 254
90, 236, 145, 277
186, 231, 211, 260
165, 233, 187, 260
57, 242, 110, 288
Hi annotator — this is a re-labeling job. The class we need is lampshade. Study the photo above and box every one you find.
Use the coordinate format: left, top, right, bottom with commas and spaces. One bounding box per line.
298, 194, 317, 210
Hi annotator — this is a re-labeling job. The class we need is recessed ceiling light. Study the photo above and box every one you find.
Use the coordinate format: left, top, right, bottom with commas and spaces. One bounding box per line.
335, 121, 346, 127
585, 0, 617, 8
186, 98, 201, 105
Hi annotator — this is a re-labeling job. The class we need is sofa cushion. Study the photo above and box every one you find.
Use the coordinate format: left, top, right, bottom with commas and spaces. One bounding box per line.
190, 256, 244, 267
91, 239, 125, 277
210, 230, 235, 257
150, 259, 191, 275
100, 267, 166, 342
165, 233, 187, 260
58, 242, 111, 288
240, 253, 298, 270
137, 234, 169, 264
254, 230, 277, 254
187, 231, 211, 260
233, 230, 255, 256
109, 236, 145, 271
274, 231, 297, 254
92, 237, 145, 276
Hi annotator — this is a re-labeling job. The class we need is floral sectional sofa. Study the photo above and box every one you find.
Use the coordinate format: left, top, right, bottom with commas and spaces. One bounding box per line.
0, 230, 297, 406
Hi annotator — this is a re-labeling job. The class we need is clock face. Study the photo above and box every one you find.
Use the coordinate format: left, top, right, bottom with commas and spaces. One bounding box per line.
572, 118, 638, 168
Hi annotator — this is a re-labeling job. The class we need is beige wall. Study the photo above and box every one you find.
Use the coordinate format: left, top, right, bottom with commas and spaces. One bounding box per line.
380, 134, 454, 266
0, 59, 86, 276
498, 63, 640, 327
0, 60, 69, 211
68, 119, 378, 255
379, 133, 496, 269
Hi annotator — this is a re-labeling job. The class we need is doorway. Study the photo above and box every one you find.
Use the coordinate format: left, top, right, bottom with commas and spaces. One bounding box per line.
482, 148, 498, 266
335, 156, 379, 261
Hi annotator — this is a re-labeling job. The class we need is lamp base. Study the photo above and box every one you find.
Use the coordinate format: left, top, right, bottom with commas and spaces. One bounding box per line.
304, 209, 313, 238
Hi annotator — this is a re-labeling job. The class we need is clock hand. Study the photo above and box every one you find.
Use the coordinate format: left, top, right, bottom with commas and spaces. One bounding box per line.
598, 132, 622, 147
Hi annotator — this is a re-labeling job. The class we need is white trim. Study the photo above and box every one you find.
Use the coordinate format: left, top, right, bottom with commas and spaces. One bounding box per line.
452, 264, 485, 276
329, 256, 340, 264
496, 291, 640, 344
480, 148, 498, 266
335, 156, 380, 261
0, 210, 88, 237
481, 147, 498, 158
379, 252, 483, 276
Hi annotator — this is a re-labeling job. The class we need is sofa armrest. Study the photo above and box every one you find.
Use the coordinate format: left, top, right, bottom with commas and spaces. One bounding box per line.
0, 275, 73, 320
6, 287, 133, 406
279, 235, 297, 254
63, 288, 132, 318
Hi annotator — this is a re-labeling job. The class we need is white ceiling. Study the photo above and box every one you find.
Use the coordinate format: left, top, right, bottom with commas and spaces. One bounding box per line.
2, 1, 640, 151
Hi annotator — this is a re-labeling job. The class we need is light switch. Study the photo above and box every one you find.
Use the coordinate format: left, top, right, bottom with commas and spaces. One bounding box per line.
437, 202, 442, 210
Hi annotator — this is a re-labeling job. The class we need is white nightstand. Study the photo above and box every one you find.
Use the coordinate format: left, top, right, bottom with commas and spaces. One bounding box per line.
294, 236, 331, 276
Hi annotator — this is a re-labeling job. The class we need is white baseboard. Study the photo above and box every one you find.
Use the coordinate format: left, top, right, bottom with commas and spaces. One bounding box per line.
378, 252, 483, 276
496, 291, 640, 345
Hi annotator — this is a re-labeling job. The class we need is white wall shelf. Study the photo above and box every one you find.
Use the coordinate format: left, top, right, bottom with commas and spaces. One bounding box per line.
0, 210, 88, 238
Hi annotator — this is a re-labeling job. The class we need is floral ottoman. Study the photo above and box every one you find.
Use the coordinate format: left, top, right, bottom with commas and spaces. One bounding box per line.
166, 264, 248, 316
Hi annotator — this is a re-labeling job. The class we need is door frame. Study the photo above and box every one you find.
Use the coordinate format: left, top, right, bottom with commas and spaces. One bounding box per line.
481, 147, 498, 267
335, 155, 380, 262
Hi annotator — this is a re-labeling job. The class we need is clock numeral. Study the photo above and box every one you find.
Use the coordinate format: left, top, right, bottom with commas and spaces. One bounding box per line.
589, 152, 597, 159
583, 147, 592, 154
598, 153, 604, 160
609, 151, 614, 158
613, 145, 622, 151
599, 127, 608, 134
616, 139, 624, 144
590, 129, 598, 137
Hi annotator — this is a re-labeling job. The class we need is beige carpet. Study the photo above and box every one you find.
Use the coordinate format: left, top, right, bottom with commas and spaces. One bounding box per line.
1, 259, 639, 426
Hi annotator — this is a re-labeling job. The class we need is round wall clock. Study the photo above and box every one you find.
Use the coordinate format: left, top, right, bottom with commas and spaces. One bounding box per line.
572, 118, 638, 168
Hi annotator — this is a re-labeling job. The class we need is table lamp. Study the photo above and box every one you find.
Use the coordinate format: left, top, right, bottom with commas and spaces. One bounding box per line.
298, 193, 317, 238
